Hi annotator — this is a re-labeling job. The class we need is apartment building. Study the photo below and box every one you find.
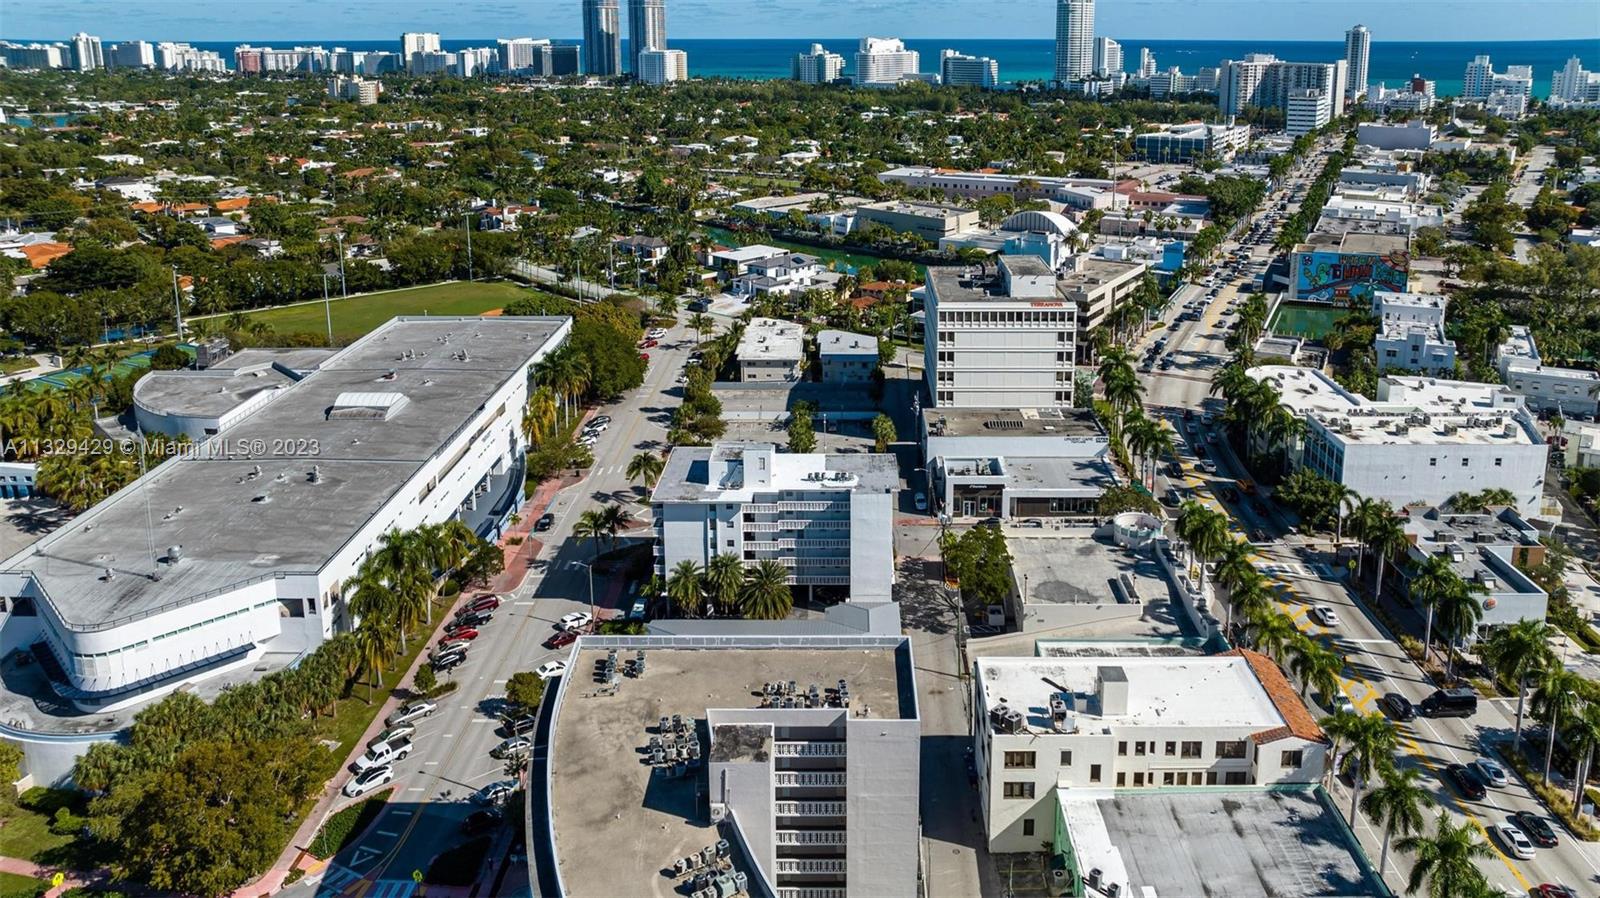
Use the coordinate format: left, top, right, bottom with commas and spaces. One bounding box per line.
1219, 54, 1346, 120
974, 651, 1328, 854
1054, 0, 1096, 82
1463, 55, 1533, 99
1402, 505, 1548, 631
1093, 37, 1123, 78
793, 43, 845, 84
736, 318, 805, 381
939, 50, 1000, 88
854, 200, 979, 242
637, 48, 687, 84
1372, 290, 1456, 374
854, 37, 919, 85
1495, 326, 1600, 418
923, 258, 1078, 409
650, 442, 898, 601
818, 330, 880, 385
1133, 121, 1252, 163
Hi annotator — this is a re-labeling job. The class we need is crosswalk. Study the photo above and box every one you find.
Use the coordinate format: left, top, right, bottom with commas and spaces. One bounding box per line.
1254, 561, 1335, 579
317, 865, 418, 898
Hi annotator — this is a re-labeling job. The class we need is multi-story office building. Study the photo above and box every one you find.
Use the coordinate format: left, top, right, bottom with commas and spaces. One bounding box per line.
538, 44, 583, 77
1250, 365, 1548, 514
1495, 326, 1600, 418
542, 634, 920, 898
1057, 254, 1147, 355
1133, 121, 1251, 162
400, 31, 440, 75
637, 48, 687, 84
1463, 55, 1533, 99
627, 0, 667, 77
793, 43, 845, 84
1092, 36, 1122, 77
1345, 24, 1370, 100
1372, 291, 1456, 374
1356, 119, 1436, 150
974, 651, 1329, 854
650, 442, 898, 600
876, 166, 1116, 205
1289, 230, 1410, 303
854, 37, 918, 85
1552, 56, 1600, 105
497, 37, 548, 73
940, 50, 999, 88
1286, 88, 1332, 135
582, 0, 622, 76
107, 41, 156, 70
69, 33, 103, 71
1053, 0, 1095, 82
924, 258, 1077, 409
855, 200, 978, 242
1402, 505, 1549, 632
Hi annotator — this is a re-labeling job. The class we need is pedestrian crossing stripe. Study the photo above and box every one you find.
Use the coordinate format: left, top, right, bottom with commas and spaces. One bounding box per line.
368, 881, 419, 898
1254, 561, 1334, 578
318, 867, 418, 898
321, 866, 360, 890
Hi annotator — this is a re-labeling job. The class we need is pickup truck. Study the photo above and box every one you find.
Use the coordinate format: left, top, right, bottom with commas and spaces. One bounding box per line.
354, 735, 413, 772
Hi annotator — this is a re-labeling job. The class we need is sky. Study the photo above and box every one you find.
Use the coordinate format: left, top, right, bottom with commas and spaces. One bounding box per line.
4, 0, 1598, 43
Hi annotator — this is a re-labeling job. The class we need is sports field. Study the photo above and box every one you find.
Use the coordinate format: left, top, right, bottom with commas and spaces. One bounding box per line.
222, 281, 551, 341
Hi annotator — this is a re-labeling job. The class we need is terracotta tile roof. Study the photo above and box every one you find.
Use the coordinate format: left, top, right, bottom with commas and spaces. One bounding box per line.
210, 235, 251, 249
340, 167, 378, 179
129, 201, 164, 214
1221, 648, 1328, 745
213, 197, 252, 212
19, 243, 73, 269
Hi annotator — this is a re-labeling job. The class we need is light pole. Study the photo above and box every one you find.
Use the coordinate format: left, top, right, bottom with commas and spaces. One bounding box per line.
575, 559, 596, 625
170, 265, 185, 340
321, 274, 335, 346
464, 212, 473, 281
334, 233, 349, 302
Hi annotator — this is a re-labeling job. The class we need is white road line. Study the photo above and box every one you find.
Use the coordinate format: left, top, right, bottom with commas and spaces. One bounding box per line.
406, 786, 424, 792
376, 829, 399, 837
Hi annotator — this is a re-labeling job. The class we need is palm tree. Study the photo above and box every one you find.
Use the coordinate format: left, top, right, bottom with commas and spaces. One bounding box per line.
704, 552, 745, 616
1409, 554, 1459, 661
1533, 667, 1585, 780
1290, 637, 1343, 702
1176, 502, 1230, 593
373, 529, 433, 636
573, 509, 606, 555
689, 312, 713, 342
598, 503, 633, 551
1249, 611, 1300, 663
1435, 578, 1485, 680
1565, 703, 1600, 812
667, 559, 704, 618
626, 451, 665, 491
1339, 713, 1399, 825
1479, 619, 1554, 752
1362, 766, 1433, 878
739, 560, 793, 620
1394, 813, 1492, 898
354, 619, 392, 703
1320, 709, 1362, 784
523, 385, 558, 448
1365, 510, 1409, 604
1228, 578, 1276, 629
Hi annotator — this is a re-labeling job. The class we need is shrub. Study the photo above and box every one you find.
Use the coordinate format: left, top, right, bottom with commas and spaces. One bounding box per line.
1501, 749, 1600, 840
438, 578, 461, 599
308, 789, 392, 859
413, 665, 437, 696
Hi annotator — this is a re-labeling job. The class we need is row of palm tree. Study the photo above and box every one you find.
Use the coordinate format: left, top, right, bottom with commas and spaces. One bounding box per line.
666, 555, 793, 620
1210, 361, 1305, 472
573, 503, 635, 555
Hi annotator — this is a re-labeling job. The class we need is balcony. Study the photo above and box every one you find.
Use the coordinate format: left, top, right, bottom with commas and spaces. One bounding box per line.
777, 889, 847, 898
775, 801, 847, 817
774, 771, 848, 788
776, 858, 848, 875
774, 741, 847, 758
775, 830, 848, 846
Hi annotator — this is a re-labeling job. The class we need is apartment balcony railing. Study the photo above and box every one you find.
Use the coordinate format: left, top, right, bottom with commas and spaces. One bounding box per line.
775, 801, 847, 817
774, 741, 847, 757
775, 830, 848, 846
775, 771, 848, 787
776, 858, 848, 874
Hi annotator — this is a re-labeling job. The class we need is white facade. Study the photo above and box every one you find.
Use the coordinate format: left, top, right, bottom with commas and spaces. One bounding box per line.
925, 258, 1077, 410
627, 0, 667, 77
1463, 55, 1533, 99
401, 31, 440, 74
975, 652, 1328, 854
637, 48, 687, 84
1563, 419, 1600, 469
1137, 47, 1156, 79
1054, 0, 1095, 82
70, 33, 104, 71
154, 42, 225, 72
1496, 326, 1600, 417
1092, 37, 1122, 77
1219, 55, 1345, 120
107, 41, 156, 69
793, 43, 844, 83
818, 330, 880, 385
1253, 366, 1548, 515
855, 37, 919, 85
1357, 119, 1436, 150
940, 50, 999, 88
1372, 291, 1456, 374
496, 37, 548, 72
1553, 56, 1600, 105
1344, 25, 1370, 100
650, 443, 898, 601
736, 317, 805, 381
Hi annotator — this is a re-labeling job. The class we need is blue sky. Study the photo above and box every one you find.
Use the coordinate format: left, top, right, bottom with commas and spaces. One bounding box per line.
4, 0, 1598, 42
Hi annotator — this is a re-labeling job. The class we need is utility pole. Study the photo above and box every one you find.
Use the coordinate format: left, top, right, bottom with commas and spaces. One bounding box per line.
170, 266, 184, 340
322, 274, 334, 346
335, 233, 349, 301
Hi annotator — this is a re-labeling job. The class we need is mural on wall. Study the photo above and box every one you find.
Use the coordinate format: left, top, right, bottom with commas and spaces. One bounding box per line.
1295, 250, 1410, 303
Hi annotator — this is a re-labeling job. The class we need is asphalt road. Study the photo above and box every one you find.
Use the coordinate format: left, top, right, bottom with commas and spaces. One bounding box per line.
283, 318, 697, 896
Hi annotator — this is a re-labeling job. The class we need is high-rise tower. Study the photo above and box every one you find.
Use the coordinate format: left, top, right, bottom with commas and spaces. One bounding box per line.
1054, 0, 1095, 82
628, 0, 666, 77
1345, 25, 1371, 100
582, 0, 622, 76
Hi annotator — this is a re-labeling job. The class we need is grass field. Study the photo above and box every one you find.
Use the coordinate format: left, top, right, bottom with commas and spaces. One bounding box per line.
1267, 302, 1346, 340
225, 281, 553, 342
0, 871, 45, 895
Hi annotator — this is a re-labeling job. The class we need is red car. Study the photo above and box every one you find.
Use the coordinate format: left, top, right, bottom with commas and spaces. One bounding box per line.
1534, 886, 1578, 898
467, 595, 503, 613
640, 339, 659, 349
441, 627, 478, 642
543, 629, 579, 650
639, 352, 650, 362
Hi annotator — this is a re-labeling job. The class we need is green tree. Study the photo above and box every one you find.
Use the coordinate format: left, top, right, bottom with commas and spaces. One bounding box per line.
506, 671, 545, 712
941, 523, 1014, 614
704, 552, 745, 617
413, 663, 437, 696
1338, 712, 1399, 825
1362, 766, 1434, 879
871, 413, 897, 453
1478, 619, 1554, 753
667, 559, 705, 618
739, 559, 794, 620
1394, 813, 1492, 898
626, 451, 665, 490
787, 407, 816, 454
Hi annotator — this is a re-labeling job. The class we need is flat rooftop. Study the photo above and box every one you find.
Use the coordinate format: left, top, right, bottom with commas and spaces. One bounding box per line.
3, 316, 567, 628
549, 643, 912, 898
651, 442, 898, 504
925, 407, 1102, 440
975, 655, 1285, 731
1035, 638, 1207, 658
858, 199, 975, 219
1011, 536, 1169, 606
132, 347, 337, 418
1057, 257, 1146, 291
1295, 230, 1410, 254
1000, 456, 1117, 496
735, 317, 803, 363
817, 329, 878, 357
1065, 789, 1386, 898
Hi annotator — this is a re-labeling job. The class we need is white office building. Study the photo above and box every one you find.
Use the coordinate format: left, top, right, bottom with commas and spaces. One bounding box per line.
1219, 54, 1346, 120
975, 651, 1328, 854
1372, 291, 1456, 374
628, 0, 667, 77
1402, 505, 1549, 631
1054, 0, 1095, 83
497, 37, 549, 73
650, 442, 898, 601
1344, 25, 1370, 100
924, 258, 1077, 410
1093, 36, 1122, 77
854, 37, 919, 85
1137, 47, 1156, 79
1495, 326, 1600, 418
637, 48, 687, 84
940, 50, 999, 88
69, 33, 103, 71
1251, 366, 1548, 515
793, 43, 844, 84
1463, 55, 1533, 100
1357, 119, 1436, 150
1286, 88, 1333, 135
107, 40, 156, 70
1134, 121, 1252, 163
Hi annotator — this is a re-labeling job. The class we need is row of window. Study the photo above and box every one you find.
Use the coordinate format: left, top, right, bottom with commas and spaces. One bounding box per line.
1427, 456, 1504, 468
1001, 766, 1267, 799
69, 597, 279, 662
1004, 739, 1248, 771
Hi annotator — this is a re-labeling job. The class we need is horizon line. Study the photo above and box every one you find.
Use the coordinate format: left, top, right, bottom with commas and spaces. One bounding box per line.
8, 35, 1600, 44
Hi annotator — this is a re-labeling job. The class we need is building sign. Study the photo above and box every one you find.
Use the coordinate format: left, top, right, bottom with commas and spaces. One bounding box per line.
1030, 301, 1065, 308
1294, 250, 1409, 303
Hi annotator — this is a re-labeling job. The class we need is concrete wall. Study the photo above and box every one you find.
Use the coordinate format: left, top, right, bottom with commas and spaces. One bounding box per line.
845, 716, 921, 897
1312, 429, 1547, 516
849, 491, 895, 602
1014, 600, 1145, 635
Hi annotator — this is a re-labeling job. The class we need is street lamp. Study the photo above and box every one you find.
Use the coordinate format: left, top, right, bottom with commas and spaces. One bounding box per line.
574, 558, 597, 625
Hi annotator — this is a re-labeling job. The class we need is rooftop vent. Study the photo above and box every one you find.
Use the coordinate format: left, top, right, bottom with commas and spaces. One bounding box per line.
983, 419, 1024, 431
328, 391, 409, 421
251, 494, 271, 504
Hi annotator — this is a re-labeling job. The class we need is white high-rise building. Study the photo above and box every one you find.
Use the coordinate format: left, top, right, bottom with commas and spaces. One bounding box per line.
627, 0, 667, 77
70, 33, 103, 71
107, 41, 156, 70
1054, 0, 1095, 82
453, 47, 497, 77
497, 38, 548, 73
1552, 56, 1600, 104
0, 42, 66, 69
940, 50, 1000, 88
1463, 55, 1532, 100
1219, 54, 1345, 119
1138, 47, 1156, 78
637, 48, 686, 84
155, 42, 225, 73
1092, 37, 1122, 77
401, 32, 440, 75
1344, 24, 1370, 100
855, 37, 919, 85
924, 257, 1078, 410
1463, 55, 1494, 97
793, 43, 844, 84
582, 0, 622, 76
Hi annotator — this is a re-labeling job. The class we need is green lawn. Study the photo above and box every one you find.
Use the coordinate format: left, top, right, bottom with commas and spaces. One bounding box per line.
223, 281, 556, 343
0, 871, 45, 894
0, 789, 109, 870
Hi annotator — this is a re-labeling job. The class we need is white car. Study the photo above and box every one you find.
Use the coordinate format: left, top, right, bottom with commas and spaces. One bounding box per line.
1309, 605, 1340, 627
1332, 693, 1356, 716
583, 421, 608, 435
1473, 758, 1509, 788
1494, 821, 1536, 860
491, 736, 532, 759
368, 724, 415, 751
343, 764, 394, 797
647, 328, 668, 340
558, 611, 593, 631
913, 492, 928, 512
385, 699, 437, 727
537, 660, 569, 679
473, 780, 518, 806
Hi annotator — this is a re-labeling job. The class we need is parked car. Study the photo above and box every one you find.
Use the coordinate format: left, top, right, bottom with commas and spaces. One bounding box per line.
368, 724, 415, 750
1331, 693, 1356, 716
646, 328, 668, 340
582, 421, 608, 435
1513, 811, 1558, 848
1493, 820, 1536, 859
500, 715, 538, 738
445, 619, 482, 637
1533, 885, 1578, 898
913, 492, 928, 512
432, 649, 467, 672
1472, 758, 1508, 788
354, 735, 413, 772
1308, 605, 1340, 627
1378, 693, 1415, 721
473, 780, 518, 806
537, 660, 569, 679
455, 609, 493, 627
639, 339, 658, 349
343, 765, 394, 797
491, 737, 532, 760
386, 700, 437, 727
1444, 763, 1486, 800
534, 513, 555, 532
461, 808, 504, 837
638, 352, 650, 363
544, 629, 580, 650
559, 611, 593, 631
436, 637, 473, 655
468, 594, 503, 613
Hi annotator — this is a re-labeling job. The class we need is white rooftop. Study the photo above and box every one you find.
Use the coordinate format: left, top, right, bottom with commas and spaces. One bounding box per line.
1250, 366, 1541, 447
975, 656, 1284, 731
735, 317, 804, 363
711, 243, 787, 264
818, 329, 879, 358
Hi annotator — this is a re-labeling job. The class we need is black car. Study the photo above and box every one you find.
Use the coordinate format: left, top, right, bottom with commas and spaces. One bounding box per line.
432, 650, 466, 673
1167, 461, 1183, 478
534, 513, 555, 533
454, 608, 493, 627
1378, 693, 1415, 721
1444, 763, 1486, 800
1513, 811, 1559, 848
1194, 445, 1208, 459
461, 808, 504, 837
500, 715, 537, 738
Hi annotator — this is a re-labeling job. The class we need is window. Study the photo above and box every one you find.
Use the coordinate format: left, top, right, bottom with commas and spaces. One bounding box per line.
1461, 458, 1469, 467
1164, 741, 1176, 756
1060, 750, 1073, 767
1116, 772, 1126, 786
1003, 781, 1035, 799
1280, 750, 1304, 767
1004, 751, 1036, 770
1089, 764, 1102, 783
1224, 771, 1250, 785
1135, 742, 1147, 756
1181, 741, 1203, 759
1429, 457, 1437, 467
1022, 818, 1035, 837
1117, 741, 1127, 756
1177, 772, 1191, 785
1206, 771, 1219, 785
1215, 740, 1247, 759
1495, 457, 1503, 467
1133, 772, 1145, 787
1162, 771, 1175, 785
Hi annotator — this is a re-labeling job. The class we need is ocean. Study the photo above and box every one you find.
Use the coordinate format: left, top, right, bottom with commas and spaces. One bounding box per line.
22, 36, 1600, 97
